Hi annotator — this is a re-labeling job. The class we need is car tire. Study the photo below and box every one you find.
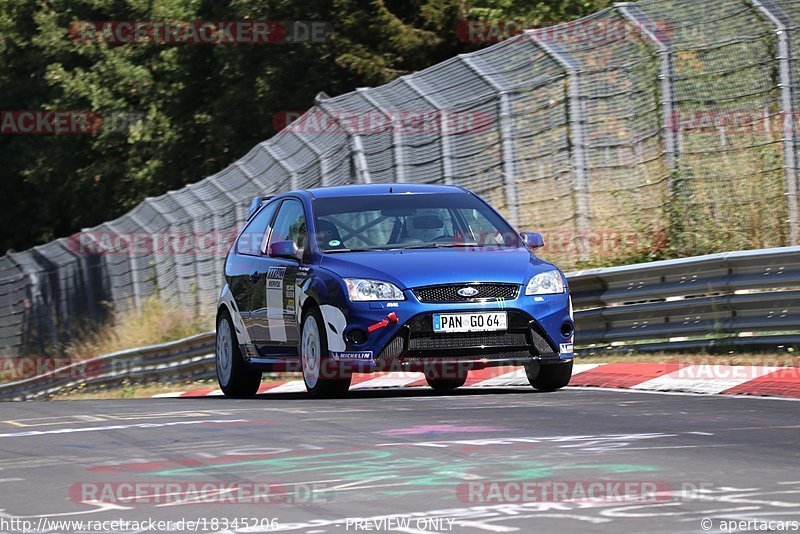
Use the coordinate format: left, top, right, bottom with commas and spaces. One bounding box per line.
424, 367, 468, 391
301, 306, 351, 398
526, 361, 573, 391
216, 311, 262, 398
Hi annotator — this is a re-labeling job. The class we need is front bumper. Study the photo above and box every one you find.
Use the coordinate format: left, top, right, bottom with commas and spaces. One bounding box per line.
332, 286, 574, 373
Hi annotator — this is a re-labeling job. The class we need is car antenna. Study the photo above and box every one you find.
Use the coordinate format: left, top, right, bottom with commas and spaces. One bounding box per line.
389, 186, 394, 193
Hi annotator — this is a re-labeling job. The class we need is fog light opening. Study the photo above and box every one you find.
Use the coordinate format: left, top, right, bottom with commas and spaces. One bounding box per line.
347, 329, 368, 345
561, 322, 574, 338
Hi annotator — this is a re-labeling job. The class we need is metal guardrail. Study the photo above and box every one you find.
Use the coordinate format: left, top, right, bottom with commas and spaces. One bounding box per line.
0, 332, 215, 400
569, 246, 800, 352
1, 247, 798, 399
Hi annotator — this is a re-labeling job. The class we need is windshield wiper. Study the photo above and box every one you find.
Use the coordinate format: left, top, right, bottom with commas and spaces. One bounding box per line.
394, 243, 483, 250
324, 247, 387, 253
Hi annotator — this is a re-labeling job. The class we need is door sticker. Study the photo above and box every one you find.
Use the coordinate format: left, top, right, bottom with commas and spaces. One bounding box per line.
266, 267, 287, 342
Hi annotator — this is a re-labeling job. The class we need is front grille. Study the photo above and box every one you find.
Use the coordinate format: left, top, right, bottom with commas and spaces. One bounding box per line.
531, 328, 556, 355
408, 332, 528, 351
400, 351, 533, 363
413, 284, 519, 303
376, 311, 559, 361
379, 335, 406, 359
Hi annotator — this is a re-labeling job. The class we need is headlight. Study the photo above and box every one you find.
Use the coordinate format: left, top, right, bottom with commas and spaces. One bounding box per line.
345, 278, 405, 301
525, 270, 565, 296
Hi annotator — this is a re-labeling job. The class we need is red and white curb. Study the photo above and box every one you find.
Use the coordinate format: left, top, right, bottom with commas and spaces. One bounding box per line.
153, 363, 800, 399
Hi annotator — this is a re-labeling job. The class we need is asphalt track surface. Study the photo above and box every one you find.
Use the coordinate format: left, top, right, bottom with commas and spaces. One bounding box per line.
0, 387, 798, 534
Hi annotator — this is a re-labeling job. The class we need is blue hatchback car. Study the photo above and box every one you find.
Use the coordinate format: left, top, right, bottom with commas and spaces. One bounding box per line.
216, 184, 574, 397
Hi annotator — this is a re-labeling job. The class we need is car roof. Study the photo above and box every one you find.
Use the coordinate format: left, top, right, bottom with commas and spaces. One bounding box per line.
301, 183, 468, 199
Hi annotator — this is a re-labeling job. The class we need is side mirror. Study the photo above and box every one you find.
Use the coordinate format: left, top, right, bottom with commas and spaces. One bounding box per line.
521, 232, 545, 250
268, 240, 300, 260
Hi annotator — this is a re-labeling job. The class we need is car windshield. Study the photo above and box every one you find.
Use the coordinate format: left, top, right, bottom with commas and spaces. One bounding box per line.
313, 193, 521, 252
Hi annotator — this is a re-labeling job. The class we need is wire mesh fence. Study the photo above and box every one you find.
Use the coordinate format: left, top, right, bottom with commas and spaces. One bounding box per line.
2, 0, 800, 356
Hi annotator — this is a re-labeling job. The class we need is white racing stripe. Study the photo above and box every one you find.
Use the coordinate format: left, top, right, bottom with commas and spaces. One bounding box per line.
471, 363, 600, 388
572, 363, 604, 375
350, 373, 425, 389
472, 369, 528, 387
631, 365, 786, 394
266, 380, 308, 393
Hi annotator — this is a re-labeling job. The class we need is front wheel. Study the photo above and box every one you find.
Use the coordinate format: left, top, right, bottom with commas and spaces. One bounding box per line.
526, 361, 573, 391
301, 306, 351, 398
216, 311, 261, 398
424, 366, 468, 391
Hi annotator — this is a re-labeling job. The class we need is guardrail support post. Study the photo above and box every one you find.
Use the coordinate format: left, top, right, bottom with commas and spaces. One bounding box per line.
749, 0, 800, 245
527, 32, 591, 260
461, 54, 520, 226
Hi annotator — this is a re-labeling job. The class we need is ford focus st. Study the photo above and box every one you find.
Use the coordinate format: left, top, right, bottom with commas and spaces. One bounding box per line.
216, 184, 574, 398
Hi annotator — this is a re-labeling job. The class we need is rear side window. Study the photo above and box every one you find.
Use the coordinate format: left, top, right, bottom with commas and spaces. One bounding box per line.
236, 201, 278, 256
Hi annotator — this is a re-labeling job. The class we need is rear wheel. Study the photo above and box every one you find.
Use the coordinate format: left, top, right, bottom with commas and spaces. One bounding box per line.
526, 361, 573, 391
216, 311, 261, 398
424, 366, 468, 391
301, 306, 351, 398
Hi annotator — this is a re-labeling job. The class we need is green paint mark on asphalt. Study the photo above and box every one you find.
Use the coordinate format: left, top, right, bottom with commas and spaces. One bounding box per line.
152, 449, 659, 495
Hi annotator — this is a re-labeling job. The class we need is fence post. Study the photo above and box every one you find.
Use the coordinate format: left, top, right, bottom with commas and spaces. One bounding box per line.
615, 3, 679, 181
186, 181, 240, 288
174, 188, 219, 313
402, 77, 455, 185
207, 175, 247, 229
315, 96, 372, 184
460, 54, 520, 227
294, 131, 333, 187
749, 0, 800, 246
260, 143, 300, 191
103, 221, 143, 311
527, 31, 591, 261
4, 253, 31, 354
357, 88, 406, 183
126, 210, 167, 307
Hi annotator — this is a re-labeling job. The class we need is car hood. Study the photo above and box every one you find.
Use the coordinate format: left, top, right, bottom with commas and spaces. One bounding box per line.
319, 247, 555, 289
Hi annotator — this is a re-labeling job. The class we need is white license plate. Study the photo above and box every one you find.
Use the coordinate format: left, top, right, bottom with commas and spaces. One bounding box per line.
432, 312, 508, 333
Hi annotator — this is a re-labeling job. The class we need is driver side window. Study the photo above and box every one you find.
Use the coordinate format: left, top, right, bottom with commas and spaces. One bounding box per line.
269, 199, 307, 253
236, 201, 278, 256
